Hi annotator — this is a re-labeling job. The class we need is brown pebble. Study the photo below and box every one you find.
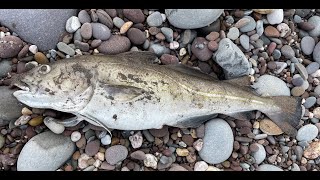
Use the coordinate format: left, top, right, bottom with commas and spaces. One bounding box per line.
149, 27, 160, 36
205, 32, 219, 41
249, 143, 259, 152
291, 86, 305, 96
72, 151, 81, 160
64, 164, 73, 171
76, 136, 86, 149
160, 54, 179, 65
267, 61, 277, 70
149, 126, 168, 138
264, 26, 280, 37
239, 127, 251, 135
34, 52, 49, 64
207, 41, 218, 51
155, 33, 166, 41
181, 135, 194, 147
240, 145, 249, 154
233, 141, 240, 151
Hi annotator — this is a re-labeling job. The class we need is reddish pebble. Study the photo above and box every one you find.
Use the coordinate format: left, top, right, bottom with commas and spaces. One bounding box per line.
208, 41, 218, 51
268, 42, 277, 55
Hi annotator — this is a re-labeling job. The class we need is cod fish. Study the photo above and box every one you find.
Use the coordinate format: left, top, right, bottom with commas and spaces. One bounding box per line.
11, 51, 302, 137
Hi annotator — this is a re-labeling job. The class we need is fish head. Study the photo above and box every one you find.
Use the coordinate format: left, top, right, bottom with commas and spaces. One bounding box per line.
12, 62, 94, 112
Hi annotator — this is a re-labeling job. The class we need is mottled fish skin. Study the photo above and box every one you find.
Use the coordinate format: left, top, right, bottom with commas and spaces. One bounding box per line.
12, 51, 302, 136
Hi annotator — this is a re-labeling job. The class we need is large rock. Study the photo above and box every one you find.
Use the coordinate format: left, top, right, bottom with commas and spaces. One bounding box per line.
0, 9, 78, 51
165, 9, 223, 29
17, 131, 75, 171
199, 118, 234, 164
213, 38, 250, 79
0, 86, 24, 126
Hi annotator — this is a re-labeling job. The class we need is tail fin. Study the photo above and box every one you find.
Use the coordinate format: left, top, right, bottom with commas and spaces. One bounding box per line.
261, 96, 303, 137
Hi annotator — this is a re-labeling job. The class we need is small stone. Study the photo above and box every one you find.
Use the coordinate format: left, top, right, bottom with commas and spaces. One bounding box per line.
66, 16, 81, 33
57, 42, 75, 56
193, 139, 203, 151
194, 161, 208, 171
306, 62, 319, 74
227, 27, 240, 40
28, 45, 38, 54
292, 76, 304, 87
105, 145, 128, 165
98, 35, 131, 55
308, 16, 320, 37
76, 136, 86, 149
239, 16, 256, 32
149, 126, 168, 138
85, 140, 100, 156
313, 42, 320, 64
267, 9, 284, 25
147, 11, 163, 27
176, 148, 189, 156
160, 54, 179, 65
113, 17, 125, 29
295, 63, 308, 80
277, 23, 290, 37
206, 31, 219, 41
78, 154, 90, 169
71, 131, 81, 142
0, 35, 23, 58
235, 17, 250, 29
96, 9, 113, 29
259, 118, 283, 135
299, 22, 315, 31
101, 135, 111, 145
123, 9, 145, 23
303, 96, 316, 108
34, 52, 49, 64
91, 23, 111, 41
251, 143, 266, 164
291, 86, 305, 96
28, 116, 43, 127
120, 21, 133, 34
129, 131, 143, 149
78, 10, 91, 24
264, 26, 280, 37
256, 20, 264, 36
168, 165, 188, 171
239, 34, 250, 50
80, 23, 92, 39
144, 154, 157, 169
296, 124, 318, 142
127, 28, 146, 45
252, 74, 290, 96
21, 107, 32, 115
169, 41, 179, 50
160, 27, 173, 42
44, 117, 65, 134
303, 141, 320, 159
272, 49, 281, 59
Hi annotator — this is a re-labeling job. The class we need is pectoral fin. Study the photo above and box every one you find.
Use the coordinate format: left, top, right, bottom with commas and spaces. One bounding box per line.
98, 82, 145, 102
225, 111, 256, 121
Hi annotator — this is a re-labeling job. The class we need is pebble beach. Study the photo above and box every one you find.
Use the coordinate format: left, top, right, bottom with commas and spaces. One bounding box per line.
0, 9, 320, 171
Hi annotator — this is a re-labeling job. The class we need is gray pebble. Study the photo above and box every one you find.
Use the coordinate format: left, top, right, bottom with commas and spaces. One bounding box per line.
295, 9, 311, 18
257, 164, 283, 171
149, 43, 170, 57
251, 143, 266, 164
298, 141, 309, 148
311, 118, 319, 124
314, 85, 320, 96
142, 130, 154, 142
227, 27, 239, 40
240, 34, 250, 50
147, 11, 163, 27
80, 23, 92, 39
303, 96, 316, 108
161, 27, 173, 42
239, 16, 256, 32
78, 10, 91, 24
252, 74, 290, 96
294, 146, 303, 161
113, 17, 125, 29
65, 16, 81, 33
291, 163, 300, 171
306, 62, 319, 74
308, 16, 320, 37
290, 63, 295, 74
74, 40, 89, 52
96, 9, 113, 29
57, 42, 75, 56
281, 146, 290, 154
292, 76, 304, 87
0, 60, 11, 78
272, 49, 281, 59
301, 36, 315, 55
281, 45, 295, 58
293, 15, 302, 24
73, 29, 82, 42
296, 124, 318, 141
295, 63, 308, 80
256, 20, 264, 36
142, 39, 150, 50
91, 23, 111, 41
313, 42, 320, 64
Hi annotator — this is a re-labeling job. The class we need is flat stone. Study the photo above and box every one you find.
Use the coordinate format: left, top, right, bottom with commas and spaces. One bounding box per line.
78, 10, 91, 24
130, 150, 146, 160
313, 42, 320, 64
98, 35, 131, 55
303, 141, 320, 159
113, 17, 125, 29
91, 23, 111, 41
295, 63, 308, 80
306, 62, 319, 74
57, 42, 75, 56
17, 131, 75, 171
66, 16, 81, 33
259, 118, 283, 135
80, 23, 92, 39
0, 9, 77, 51
0, 60, 11, 78
199, 118, 233, 164
96, 9, 113, 29
123, 9, 145, 23
281, 45, 295, 58
239, 34, 250, 50
85, 140, 100, 156
213, 38, 250, 79
301, 36, 315, 56
227, 27, 240, 40
127, 28, 146, 45
256, 20, 264, 36
165, 9, 223, 29
296, 124, 318, 142
105, 145, 128, 165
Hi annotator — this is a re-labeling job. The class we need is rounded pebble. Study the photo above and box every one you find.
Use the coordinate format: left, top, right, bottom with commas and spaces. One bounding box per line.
296, 124, 319, 142
66, 16, 81, 33
91, 23, 111, 41
127, 28, 146, 45
44, 117, 65, 134
98, 35, 131, 55
105, 145, 128, 165
301, 36, 315, 55
71, 131, 81, 142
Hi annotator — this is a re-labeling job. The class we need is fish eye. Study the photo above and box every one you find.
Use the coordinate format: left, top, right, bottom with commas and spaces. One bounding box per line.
39, 65, 51, 74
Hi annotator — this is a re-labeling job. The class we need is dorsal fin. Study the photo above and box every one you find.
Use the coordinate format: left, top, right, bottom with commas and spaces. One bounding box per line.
165, 64, 218, 81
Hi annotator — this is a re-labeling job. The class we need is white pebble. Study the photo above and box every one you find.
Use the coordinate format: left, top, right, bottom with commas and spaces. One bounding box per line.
71, 131, 81, 142
129, 131, 143, 149
144, 154, 158, 169
179, 48, 187, 56
5, 32, 10, 36
66, 16, 81, 33
93, 159, 101, 168
43, 117, 65, 134
101, 135, 111, 145
311, 69, 320, 78
193, 139, 203, 151
161, 13, 166, 22
78, 154, 90, 169
28, 45, 38, 54
14, 115, 31, 126
95, 152, 105, 161
194, 161, 209, 171
169, 41, 179, 50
